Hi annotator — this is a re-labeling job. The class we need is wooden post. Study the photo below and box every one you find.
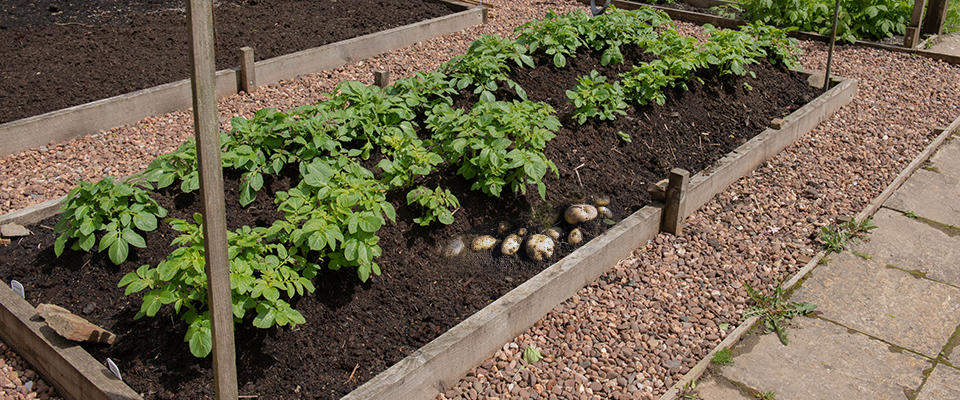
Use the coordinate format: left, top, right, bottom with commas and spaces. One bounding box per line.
185, 0, 237, 398
374, 70, 390, 88
239, 46, 257, 93
904, 0, 927, 47
662, 168, 689, 236
922, 0, 950, 35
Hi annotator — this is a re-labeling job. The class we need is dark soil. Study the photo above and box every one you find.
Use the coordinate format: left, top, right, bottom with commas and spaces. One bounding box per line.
0, 0, 455, 124
0, 41, 820, 399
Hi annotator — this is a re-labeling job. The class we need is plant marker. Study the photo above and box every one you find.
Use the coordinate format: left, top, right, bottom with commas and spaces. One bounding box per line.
106, 358, 122, 381
10, 280, 23, 298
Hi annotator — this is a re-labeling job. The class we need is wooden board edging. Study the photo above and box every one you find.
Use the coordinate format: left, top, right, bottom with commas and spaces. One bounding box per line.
0, 284, 142, 400
0, 73, 853, 400
683, 74, 857, 217
0, 3, 483, 157
344, 205, 665, 400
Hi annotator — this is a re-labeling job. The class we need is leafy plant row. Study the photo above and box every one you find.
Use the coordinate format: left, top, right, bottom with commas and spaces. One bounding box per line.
51, 6, 801, 357
722, 0, 911, 43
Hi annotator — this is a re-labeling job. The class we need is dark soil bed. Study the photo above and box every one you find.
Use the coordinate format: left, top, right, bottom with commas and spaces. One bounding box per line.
0, 0, 455, 124
0, 45, 820, 399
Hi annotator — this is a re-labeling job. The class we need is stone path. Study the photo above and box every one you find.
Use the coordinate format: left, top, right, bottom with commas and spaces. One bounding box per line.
691, 131, 960, 400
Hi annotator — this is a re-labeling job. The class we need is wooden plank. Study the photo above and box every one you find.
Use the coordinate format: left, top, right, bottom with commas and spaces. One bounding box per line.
0, 2, 482, 157
344, 205, 665, 400
684, 74, 856, 216
254, 8, 483, 85
0, 284, 142, 400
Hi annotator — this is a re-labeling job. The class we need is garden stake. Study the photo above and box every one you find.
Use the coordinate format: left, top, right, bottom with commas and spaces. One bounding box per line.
823, 0, 841, 90
186, 0, 238, 397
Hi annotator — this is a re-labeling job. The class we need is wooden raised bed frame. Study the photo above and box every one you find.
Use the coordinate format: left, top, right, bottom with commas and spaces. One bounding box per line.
0, 72, 856, 400
0, 0, 486, 158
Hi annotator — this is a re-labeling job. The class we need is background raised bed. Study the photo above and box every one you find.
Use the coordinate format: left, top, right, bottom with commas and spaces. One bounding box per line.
0, 0, 484, 156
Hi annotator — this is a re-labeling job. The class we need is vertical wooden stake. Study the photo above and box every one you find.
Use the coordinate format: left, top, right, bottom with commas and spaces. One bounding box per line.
905, 0, 927, 47
239, 46, 257, 93
922, 0, 949, 35
662, 168, 689, 236
186, 0, 237, 399
374, 70, 390, 88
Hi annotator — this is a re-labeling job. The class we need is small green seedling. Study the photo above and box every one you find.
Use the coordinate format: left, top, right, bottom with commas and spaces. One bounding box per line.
679, 379, 700, 399
905, 210, 919, 219
756, 389, 776, 400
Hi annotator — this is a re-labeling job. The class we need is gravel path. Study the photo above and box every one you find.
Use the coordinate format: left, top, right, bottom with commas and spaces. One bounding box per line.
2, 0, 960, 399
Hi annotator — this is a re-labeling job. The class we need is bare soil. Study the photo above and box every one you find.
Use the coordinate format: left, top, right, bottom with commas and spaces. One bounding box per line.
0, 33, 820, 399
0, 0, 454, 124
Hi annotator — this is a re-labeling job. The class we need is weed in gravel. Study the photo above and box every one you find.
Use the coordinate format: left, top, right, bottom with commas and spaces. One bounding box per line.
743, 283, 817, 345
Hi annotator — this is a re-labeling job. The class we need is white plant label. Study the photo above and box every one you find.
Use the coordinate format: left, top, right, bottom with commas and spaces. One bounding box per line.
10, 280, 24, 299
106, 358, 122, 381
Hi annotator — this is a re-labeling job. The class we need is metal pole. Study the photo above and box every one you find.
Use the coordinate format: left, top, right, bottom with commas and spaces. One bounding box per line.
824, 0, 841, 91
185, 0, 238, 398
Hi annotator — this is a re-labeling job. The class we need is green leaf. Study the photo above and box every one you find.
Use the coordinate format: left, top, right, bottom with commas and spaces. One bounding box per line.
185, 314, 213, 358
254, 303, 278, 328
522, 346, 543, 364
108, 238, 130, 265
553, 52, 567, 68
133, 211, 158, 231
122, 227, 147, 248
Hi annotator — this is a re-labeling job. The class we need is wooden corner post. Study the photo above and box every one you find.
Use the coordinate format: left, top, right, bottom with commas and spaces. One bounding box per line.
662, 168, 689, 236
186, 0, 238, 398
239, 46, 257, 93
374, 70, 390, 88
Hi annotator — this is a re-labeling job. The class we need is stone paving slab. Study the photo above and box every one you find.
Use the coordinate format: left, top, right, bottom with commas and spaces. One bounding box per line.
853, 208, 960, 287
719, 317, 928, 400
689, 375, 751, 400
926, 136, 960, 180
884, 168, 960, 228
792, 251, 960, 357
916, 364, 960, 400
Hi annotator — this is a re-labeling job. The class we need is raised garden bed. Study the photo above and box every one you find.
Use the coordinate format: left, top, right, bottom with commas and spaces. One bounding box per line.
0, 0, 484, 156
0, 9, 856, 400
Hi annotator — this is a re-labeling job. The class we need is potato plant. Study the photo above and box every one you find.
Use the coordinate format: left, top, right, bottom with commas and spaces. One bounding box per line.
118, 213, 317, 358
54, 176, 166, 265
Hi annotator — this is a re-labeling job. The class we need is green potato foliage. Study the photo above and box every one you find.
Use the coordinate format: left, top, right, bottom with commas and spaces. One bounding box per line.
118, 213, 317, 358
566, 70, 628, 124
54, 176, 166, 265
